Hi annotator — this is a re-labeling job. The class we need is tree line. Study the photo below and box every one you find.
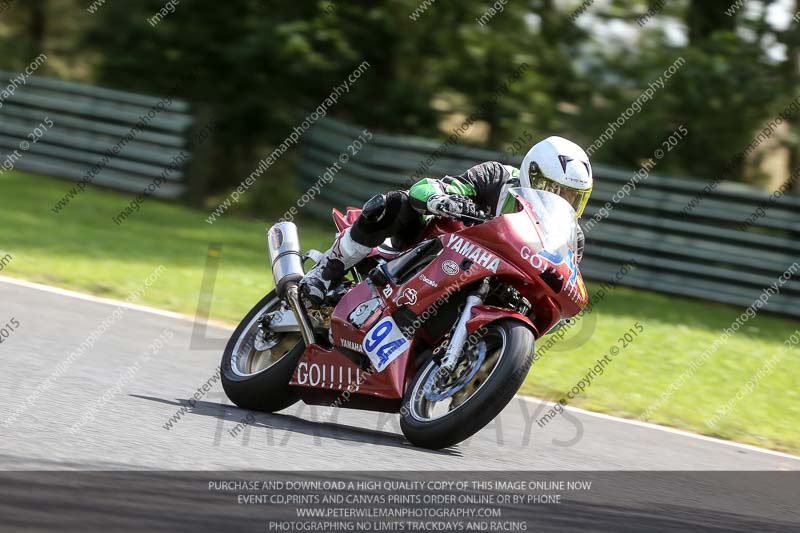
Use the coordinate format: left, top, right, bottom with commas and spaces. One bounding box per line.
1, 0, 798, 208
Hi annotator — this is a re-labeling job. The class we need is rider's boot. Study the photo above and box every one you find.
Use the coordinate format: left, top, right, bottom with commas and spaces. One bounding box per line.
299, 227, 371, 306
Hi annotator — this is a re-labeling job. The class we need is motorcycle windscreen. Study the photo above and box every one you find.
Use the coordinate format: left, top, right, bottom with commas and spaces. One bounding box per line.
503, 188, 578, 263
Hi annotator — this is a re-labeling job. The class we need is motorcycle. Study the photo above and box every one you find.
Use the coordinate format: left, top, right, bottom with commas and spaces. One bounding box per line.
220, 188, 588, 449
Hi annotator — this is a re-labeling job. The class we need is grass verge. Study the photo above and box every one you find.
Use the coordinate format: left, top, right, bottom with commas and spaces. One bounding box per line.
1, 171, 798, 454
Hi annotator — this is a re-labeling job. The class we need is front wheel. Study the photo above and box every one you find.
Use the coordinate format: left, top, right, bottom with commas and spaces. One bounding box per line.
221, 291, 304, 413
400, 320, 534, 449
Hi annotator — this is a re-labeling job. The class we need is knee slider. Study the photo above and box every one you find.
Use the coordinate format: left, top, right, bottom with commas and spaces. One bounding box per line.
362, 194, 387, 222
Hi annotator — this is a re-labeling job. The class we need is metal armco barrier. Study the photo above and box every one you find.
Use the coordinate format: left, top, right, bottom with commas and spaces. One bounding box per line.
0, 70, 193, 199
299, 117, 800, 317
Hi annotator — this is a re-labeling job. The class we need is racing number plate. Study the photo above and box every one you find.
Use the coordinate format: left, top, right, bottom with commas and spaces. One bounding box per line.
362, 316, 410, 372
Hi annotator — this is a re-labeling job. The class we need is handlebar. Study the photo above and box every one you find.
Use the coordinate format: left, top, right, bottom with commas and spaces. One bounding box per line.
449, 197, 492, 224
428, 194, 493, 224
456, 211, 492, 224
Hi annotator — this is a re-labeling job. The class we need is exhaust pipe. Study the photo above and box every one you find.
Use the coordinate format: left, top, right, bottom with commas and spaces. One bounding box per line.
267, 222, 316, 346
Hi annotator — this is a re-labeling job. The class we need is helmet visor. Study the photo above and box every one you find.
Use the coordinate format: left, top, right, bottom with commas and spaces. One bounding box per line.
529, 171, 591, 217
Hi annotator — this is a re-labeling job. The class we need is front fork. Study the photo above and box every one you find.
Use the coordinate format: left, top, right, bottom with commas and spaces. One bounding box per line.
439, 278, 491, 373
283, 283, 316, 347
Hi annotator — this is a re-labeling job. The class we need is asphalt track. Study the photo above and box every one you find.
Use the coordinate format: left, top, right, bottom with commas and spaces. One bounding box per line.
1, 276, 799, 471
1, 277, 799, 531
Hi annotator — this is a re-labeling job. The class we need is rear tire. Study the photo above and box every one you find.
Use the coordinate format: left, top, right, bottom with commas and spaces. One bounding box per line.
400, 320, 534, 449
221, 292, 304, 413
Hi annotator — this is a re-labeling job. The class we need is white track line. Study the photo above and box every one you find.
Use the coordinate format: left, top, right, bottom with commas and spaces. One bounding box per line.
519, 396, 800, 462
3, 275, 797, 461
0, 275, 235, 330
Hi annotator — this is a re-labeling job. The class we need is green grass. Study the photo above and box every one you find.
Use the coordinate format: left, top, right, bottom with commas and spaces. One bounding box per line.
1, 171, 798, 454
519, 287, 799, 455
0, 171, 335, 322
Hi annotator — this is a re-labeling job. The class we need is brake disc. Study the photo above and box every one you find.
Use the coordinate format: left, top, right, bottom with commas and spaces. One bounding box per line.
254, 314, 281, 351
424, 342, 487, 402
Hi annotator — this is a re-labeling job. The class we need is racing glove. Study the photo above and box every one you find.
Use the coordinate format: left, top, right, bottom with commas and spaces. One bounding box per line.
426, 194, 478, 219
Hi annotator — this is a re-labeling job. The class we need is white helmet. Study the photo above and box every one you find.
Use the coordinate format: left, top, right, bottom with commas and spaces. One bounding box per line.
519, 136, 593, 217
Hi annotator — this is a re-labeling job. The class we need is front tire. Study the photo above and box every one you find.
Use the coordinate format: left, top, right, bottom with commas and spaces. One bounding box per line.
400, 320, 534, 449
221, 292, 304, 413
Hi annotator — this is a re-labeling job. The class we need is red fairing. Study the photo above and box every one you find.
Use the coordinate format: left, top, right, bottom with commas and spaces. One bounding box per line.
433, 211, 588, 332
465, 305, 538, 337
290, 280, 414, 406
290, 201, 588, 409
288, 343, 410, 411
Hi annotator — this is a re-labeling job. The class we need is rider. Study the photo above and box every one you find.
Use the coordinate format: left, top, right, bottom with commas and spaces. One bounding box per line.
300, 136, 593, 306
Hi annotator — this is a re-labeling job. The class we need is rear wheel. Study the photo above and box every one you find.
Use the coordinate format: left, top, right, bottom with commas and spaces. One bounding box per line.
221, 292, 304, 412
400, 320, 534, 449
